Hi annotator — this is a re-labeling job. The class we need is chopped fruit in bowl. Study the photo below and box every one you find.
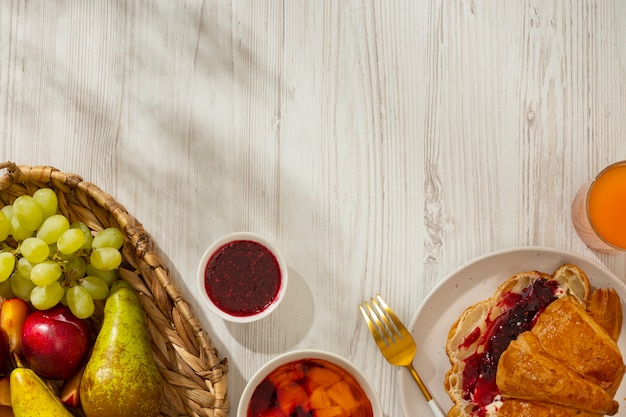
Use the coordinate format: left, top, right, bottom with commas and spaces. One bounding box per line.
238, 350, 382, 417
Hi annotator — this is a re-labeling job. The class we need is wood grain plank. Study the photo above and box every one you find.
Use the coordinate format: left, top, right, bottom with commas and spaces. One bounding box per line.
1, 2, 626, 417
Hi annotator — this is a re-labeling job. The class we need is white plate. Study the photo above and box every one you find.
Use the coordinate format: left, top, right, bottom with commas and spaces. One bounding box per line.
399, 246, 626, 417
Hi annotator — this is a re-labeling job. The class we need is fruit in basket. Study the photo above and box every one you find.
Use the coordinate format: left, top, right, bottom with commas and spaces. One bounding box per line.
0, 187, 125, 319
21, 307, 90, 380
65, 286, 94, 319
80, 280, 163, 417
0, 376, 10, 406
30, 260, 62, 286
18, 238, 48, 264
56, 229, 85, 255
0, 166, 229, 417
0, 213, 9, 243
0, 333, 8, 374
0, 254, 15, 283
36, 214, 69, 244
8, 273, 32, 302
12, 196, 43, 232
91, 227, 123, 250
29, 282, 64, 311
10, 367, 73, 417
31, 188, 58, 220
0, 298, 30, 354
89, 248, 122, 271
60, 363, 85, 408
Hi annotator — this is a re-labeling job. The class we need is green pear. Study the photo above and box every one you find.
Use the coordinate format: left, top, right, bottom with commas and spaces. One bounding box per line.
80, 280, 163, 417
10, 367, 73, 417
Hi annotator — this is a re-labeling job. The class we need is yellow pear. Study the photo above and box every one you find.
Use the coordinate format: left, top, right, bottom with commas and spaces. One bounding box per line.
80, 280, 162, 417
10, 367, 73, 417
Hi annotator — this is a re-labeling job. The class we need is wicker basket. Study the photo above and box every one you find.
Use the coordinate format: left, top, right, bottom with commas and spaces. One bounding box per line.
0, 162, 229, 417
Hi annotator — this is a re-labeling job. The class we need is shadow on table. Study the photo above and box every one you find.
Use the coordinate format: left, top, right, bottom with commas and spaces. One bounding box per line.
224, 266, 314, 354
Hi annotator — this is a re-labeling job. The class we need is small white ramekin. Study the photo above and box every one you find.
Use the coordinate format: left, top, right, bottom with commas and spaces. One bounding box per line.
197, 232, 288, 323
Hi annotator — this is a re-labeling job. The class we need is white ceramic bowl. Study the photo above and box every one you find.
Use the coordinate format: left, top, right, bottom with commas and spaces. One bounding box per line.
238, 349, 383, 417
197, 232, 288, 323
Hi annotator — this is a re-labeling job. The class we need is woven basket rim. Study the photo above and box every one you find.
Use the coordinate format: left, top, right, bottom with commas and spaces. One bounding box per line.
0, 161, 229, 417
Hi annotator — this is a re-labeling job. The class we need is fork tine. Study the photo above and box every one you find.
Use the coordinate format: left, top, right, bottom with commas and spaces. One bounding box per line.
359, 303, 388, 350
359, 303, 386, 349
375, 294, 410, 338
359, 303, 376, 338
370, 295, 402, 341
362, 297, 399, 344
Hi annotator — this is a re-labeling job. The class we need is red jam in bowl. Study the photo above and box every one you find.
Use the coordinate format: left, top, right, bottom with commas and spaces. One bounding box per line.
204, 239, 281, 317
247, 358, 373, 417
460, 278, 558, 416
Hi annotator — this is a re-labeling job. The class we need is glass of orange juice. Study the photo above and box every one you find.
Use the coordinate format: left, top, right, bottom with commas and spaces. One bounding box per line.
572, 161, 626, 253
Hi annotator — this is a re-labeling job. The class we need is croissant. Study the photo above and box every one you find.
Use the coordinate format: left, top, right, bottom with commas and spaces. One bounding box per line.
497, 331, 619, 415
497, 399, 602, 417
586, 288, 623, 342
531, 297, 625, 393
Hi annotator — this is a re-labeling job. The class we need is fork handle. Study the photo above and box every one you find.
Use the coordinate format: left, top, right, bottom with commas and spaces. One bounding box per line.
407, 365, 446, 417
427, 398, 446, 417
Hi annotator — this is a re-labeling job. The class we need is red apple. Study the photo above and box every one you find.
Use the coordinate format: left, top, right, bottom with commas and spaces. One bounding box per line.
21, 306, 90, 380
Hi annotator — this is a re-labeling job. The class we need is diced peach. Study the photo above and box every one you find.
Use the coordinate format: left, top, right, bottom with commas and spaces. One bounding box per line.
309, 387, 332, 409
314, 406, 344, 417
268, 363, 305, 389
305, 366, 343, 390
277, 382, 310, 415
326, 380, 360, 413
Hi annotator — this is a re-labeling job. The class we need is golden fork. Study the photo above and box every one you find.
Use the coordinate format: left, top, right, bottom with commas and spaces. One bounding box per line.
360, 294, 446, 417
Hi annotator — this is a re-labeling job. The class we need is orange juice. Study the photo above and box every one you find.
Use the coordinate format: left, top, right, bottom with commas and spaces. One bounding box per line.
587, 162, 626, 249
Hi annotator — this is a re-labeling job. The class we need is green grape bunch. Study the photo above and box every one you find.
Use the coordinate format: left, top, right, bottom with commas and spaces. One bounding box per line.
0, 188, 124, 319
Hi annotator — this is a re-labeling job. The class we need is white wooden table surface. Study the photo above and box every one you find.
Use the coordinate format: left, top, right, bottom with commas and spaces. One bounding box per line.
2, 2, 626, 416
